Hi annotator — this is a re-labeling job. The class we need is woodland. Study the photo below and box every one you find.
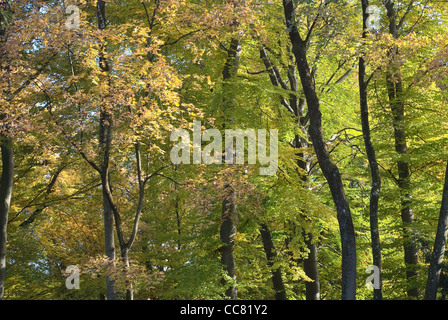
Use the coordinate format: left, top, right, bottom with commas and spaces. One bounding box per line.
0, 0, 448, 301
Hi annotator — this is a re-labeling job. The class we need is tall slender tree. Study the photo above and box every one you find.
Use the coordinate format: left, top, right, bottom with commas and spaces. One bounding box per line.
360, 0, 382, 300
282, 0, 357, 299
0, 1, 14, 300
97, 0, 117, 300
259, 223, 287, 300
219, 37, 242, 300
425, 160, 448, 299
383, 0, 419, 298
0, 127, 13, 301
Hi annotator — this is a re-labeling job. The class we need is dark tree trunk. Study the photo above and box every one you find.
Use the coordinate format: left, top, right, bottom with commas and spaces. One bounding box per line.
303, 234, 320, 300
387, 70, 419, 299
0, 133, 13, 300
219, 38, 242, 300
96, 0, 116, 300
425, 160, 448, 299
384, 0, 419, 298
360, 0, 382, 300
259, 223, 287, 300
282, 0, 357, 300
0, 2, 13, 301
101, 177, 117, 300
95, 0, 163, 300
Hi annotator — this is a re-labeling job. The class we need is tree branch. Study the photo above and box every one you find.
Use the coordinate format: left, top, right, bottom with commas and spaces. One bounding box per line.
45, 102, 101, 174
161, 28, 207, 47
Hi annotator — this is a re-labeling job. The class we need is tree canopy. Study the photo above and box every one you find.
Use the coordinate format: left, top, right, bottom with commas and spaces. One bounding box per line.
1, 0, 448, 301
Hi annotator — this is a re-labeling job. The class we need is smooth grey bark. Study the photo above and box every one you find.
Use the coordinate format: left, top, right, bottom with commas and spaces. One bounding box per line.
360, 0, 382, 300
424, 160, 448, 299
101, 178, 117, 300
96, 0, 117, 300
290, 72, 321, 300
283, 0, 357, 300
98, 131, 149, 300
0, 1, 13, 301
0, 133, 13, 300
384, 0, 419, 298
303, 234, 320, 300
97, 0, 144, 300
219, 38, 242, 300
259, 223, 287, 300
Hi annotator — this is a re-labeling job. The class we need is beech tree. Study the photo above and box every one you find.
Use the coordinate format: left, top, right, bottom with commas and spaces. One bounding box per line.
219, 36, 242, 300
0, 1, 13, 300
425, 160, 448, 299
1, 0, 448, 301
359, 0, 382, 300
282, 0, 357, 300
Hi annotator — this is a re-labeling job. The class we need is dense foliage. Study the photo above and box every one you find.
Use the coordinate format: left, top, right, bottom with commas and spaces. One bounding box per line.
1, 0, 448, 300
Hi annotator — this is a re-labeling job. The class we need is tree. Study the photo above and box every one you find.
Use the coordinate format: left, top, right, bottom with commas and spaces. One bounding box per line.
0, 124, 13, 300
0, 1, 14, 297
40, 0, 190, 299
359, 0, 382, 300
383, 0, 419, 298
259, 222, 287, 300
219, 37, 242, 300
425, 160, 448, 299
282, 0, 357, 300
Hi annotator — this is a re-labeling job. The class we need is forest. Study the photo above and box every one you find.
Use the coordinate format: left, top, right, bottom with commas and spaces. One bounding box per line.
0, 0, 447, 301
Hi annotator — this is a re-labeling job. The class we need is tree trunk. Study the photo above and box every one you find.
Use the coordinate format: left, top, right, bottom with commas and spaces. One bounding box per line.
219, 38, 242, 300
122, 248, 133, 300
283, 0, 357, 300
95, 1, 158, 300
96, 0, 117, 300
303, 234, 320, 300
384, 0, 419, 298
424, 160, 448, 299
289, 62, 321, 301
98, 102, 116, 300
360, 0, 382, 300
101, 178, 117, 300
388, 65, 419, 299
0, 1, 13, 301
0, 133, 13, 300
259, 223, 287, 300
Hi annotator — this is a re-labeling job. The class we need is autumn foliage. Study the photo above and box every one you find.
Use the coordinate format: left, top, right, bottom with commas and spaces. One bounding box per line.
0, 0, 448, 300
